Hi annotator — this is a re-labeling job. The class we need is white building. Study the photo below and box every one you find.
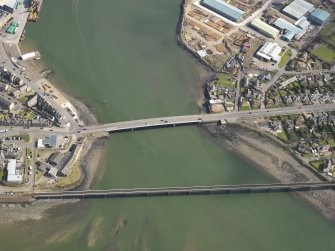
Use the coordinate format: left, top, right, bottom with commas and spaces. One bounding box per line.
256, 42, 282, 63
7, 159, 22, 183
0, 0, 18, 13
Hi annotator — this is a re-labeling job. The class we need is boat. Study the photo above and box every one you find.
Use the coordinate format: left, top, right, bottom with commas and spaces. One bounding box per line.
28, 0, 43, 22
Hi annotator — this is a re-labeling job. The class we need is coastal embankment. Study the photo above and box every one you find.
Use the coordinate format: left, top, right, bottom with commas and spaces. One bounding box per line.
203, 123, 335, 220
176, 0, 215, 110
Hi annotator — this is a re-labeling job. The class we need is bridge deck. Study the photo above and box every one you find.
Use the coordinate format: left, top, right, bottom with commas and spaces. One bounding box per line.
34, 182, 335, 200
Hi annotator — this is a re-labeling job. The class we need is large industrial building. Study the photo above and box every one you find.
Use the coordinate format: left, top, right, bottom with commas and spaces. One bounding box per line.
274, 18, 304, 41
309, 8, 331, 25
282, 0, 315, 20
6, 159, 22, 183
0, 0, 18, 13
250, 19, 279, 38
256, 42, 282, 63
201, 0, 245, 22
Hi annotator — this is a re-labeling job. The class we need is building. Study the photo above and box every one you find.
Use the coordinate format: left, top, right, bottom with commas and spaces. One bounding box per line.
0, 82, 9, 92
27, 94, 38, 107
282, 0, 315, 20
48, 167, 58, 179
0, 150, 5, 169
294, 16, 310, 29
201, 0, 245, 22
37, 135, 57, 149
309, 8, 331, 25
250, 19, 279, 38
0, 93, 15, 111
48, 151, 64, 166
273, 18, 303, 41
279, 76, 298, 89
19, 51, 41, 61
6, 159, 22, 183
0, 0, 18, 13
256, 42, 282, 63
0, 10, 12, 29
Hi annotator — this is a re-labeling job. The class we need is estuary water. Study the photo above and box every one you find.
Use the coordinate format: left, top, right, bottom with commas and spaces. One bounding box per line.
1, 0, 335, 250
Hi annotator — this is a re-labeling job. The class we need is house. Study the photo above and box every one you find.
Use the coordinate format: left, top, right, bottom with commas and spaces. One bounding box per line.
269, 120, 281, 132
48, 167, 58, 179
308, 116, 318, 127
323, 73, 333, 82
0, 93, 15, 111
297, 144, 311, 154
318, 114, 328, 125
285, 120, 295, 130
323, 159, 332, 173
295, 115, 305, 128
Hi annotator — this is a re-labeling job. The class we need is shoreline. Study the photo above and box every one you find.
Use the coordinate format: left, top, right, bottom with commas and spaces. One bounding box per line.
202, 123, 335, 221
2, 0, 335, 225
177, 0, 335, 221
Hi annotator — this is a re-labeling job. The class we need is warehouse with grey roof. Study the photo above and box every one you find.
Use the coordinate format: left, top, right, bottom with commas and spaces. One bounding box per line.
308, 8, 331, 25
201, 0, 245, 22
282, 0, 315, 20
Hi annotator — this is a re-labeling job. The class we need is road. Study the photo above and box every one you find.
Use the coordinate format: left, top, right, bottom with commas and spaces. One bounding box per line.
0, 103, 334, 138
235, 69, 242, 111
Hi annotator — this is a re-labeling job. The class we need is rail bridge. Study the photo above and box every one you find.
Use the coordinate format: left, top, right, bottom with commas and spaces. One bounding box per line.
34, 182, 335, 200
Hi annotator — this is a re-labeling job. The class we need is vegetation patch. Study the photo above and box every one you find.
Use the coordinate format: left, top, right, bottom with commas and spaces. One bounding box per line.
0, 169, 4, 180
278, 50, 292, 68
310, 160, 324, 171
277, 131, 288, 142
212, 73, 236, 88
21, 134, 30, 143
56, 162, 82, 187
313, 43, 335, 63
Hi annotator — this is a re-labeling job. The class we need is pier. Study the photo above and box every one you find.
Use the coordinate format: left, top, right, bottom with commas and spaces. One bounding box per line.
34, 182, 335, 200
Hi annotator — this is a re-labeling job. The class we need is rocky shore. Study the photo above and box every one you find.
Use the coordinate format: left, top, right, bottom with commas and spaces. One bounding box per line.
203, 123, 335, 221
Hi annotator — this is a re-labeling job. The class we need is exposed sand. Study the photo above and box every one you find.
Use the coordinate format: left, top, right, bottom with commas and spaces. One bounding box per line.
0, 199, 79, 224
203, 123, 335, 221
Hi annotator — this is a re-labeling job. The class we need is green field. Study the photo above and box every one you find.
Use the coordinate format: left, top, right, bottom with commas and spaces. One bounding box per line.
310, 160, 325, 171
277, 130, 288, 142
321, 21, 335, 37
212, 73, 236, 88
278, 50, 292, 68
313, 43, 335, 63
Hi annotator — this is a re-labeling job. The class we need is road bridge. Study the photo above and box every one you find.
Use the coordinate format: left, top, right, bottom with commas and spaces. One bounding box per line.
34, 182, 335, 200
76, 103, 335, 134
1, 103, 335, 137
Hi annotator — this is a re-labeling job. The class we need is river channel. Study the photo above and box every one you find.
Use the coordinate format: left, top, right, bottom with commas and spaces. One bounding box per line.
1, 0, 335, 250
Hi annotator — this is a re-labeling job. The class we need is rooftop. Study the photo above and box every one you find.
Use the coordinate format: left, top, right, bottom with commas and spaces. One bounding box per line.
7, 159, 22, 183
309, 8, 331, 22
201, 0, 245, 21
282, 0, 315, 20
250, 19, 279, 38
